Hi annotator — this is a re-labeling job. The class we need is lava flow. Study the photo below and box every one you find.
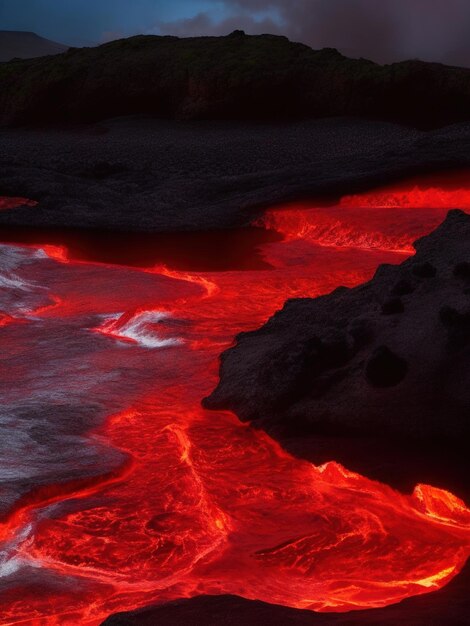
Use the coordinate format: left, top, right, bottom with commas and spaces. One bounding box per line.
0, 198, 37, 211
0, 175, 470, 625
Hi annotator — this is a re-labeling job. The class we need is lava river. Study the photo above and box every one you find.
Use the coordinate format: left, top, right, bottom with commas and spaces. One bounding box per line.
1, 176, 470, 625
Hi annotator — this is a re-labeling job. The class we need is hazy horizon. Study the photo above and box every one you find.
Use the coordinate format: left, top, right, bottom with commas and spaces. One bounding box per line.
1, 0, 470, 66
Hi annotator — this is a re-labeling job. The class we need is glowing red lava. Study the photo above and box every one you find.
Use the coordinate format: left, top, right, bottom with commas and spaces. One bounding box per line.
0, 197, 38, 211
0, 175, 469, 625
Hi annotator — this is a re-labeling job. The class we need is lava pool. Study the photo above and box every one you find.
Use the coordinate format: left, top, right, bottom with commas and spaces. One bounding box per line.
1, 175, 470, 625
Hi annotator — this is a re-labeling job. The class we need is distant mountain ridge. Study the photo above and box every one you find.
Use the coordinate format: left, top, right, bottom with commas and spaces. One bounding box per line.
0, 30, 68, 62
2, 32, 470, 127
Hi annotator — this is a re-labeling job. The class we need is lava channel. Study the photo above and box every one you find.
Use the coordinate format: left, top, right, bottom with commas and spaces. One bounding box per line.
0, 176, 469, 625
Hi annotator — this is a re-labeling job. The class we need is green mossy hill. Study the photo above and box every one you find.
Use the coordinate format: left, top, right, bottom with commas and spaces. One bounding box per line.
1, 32, 469, 127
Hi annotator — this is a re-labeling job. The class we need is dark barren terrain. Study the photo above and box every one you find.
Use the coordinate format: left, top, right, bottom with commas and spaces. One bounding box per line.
3, 117, 470, 235
1, 31, 470, 626
5, 33, 470, 234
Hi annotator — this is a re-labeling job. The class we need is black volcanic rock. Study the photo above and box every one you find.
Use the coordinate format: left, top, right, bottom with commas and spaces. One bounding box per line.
2, 33, 470, 127
390, 278, 415, 296
3, 117, 470, 233
101, 559, 470, 625
381, 298, 404, 315
0, 30, 68, 62
412, 262, 437, 278
454, 261, 470, 279
365, 346, 408, 388
205, 210, 470, 445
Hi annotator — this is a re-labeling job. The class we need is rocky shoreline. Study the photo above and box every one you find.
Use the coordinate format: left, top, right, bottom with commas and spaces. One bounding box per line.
3, 117, 470, 233
205, 210, 470, 493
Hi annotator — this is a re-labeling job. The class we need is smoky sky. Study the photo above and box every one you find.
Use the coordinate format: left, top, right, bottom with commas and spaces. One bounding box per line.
172, 0, 470, 66
2, 0, 470, 65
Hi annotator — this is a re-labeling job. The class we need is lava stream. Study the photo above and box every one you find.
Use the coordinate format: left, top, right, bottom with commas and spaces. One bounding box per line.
0, 178, 470, 625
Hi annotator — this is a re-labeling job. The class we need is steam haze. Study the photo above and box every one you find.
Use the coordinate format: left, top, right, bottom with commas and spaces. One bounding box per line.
2, 0, 470, 65
157, 0, 470, 66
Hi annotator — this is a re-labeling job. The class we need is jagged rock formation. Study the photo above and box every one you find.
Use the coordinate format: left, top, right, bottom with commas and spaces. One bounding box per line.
206, 210, 470, 446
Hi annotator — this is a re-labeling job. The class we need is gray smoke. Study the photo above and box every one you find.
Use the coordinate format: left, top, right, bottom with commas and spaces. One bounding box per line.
155, 11, 281, 39
155, 0, 470, 66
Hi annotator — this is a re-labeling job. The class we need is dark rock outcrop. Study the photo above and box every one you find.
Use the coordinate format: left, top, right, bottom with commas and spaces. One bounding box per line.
381, 298, 404, 315
101, 558, 470, 625
205, 210, 470, 447
3, 33, 470, 128
365, 346, 408, 388
454, 261, 470, 280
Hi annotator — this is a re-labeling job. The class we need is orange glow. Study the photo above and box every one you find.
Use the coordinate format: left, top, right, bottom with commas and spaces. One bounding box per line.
40, 244, 70, 263
259, 204, 447, 253
340, 185, 470, 209
0, 174, 470, 625
0, 312, 15, 327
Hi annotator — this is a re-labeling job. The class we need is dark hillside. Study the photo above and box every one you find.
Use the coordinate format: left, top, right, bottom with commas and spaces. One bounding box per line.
1, 32, 470, 127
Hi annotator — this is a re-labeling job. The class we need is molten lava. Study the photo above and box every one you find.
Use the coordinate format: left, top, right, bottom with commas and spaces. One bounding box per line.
0, 197, 37, 211
0, 175, 470, 625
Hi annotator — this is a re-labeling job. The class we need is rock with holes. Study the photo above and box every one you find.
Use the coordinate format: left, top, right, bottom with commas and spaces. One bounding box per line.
205, 210, 470, 444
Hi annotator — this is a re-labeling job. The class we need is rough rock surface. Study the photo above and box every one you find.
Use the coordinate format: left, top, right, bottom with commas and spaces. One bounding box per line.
3, 117, 470, 232
205, 210, 470, 466
101, 559, 470, 625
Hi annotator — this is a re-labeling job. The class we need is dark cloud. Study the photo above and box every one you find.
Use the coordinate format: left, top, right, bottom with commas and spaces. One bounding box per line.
157, 0, 470, 66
